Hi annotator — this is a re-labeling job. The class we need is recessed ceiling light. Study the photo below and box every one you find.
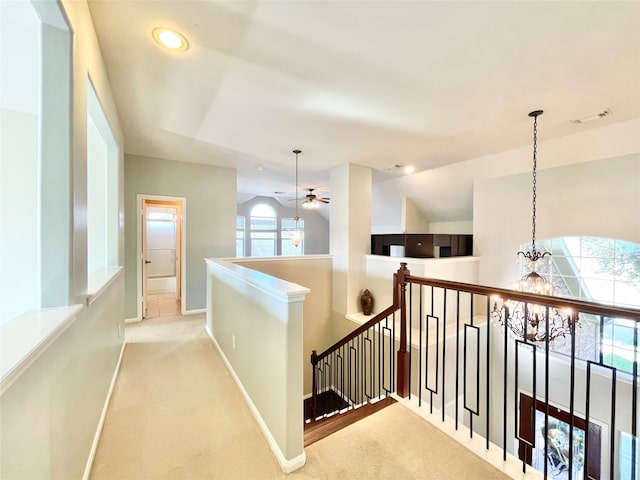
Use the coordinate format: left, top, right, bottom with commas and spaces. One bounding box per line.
404, 166, 415, 174
152, 27, 189, 51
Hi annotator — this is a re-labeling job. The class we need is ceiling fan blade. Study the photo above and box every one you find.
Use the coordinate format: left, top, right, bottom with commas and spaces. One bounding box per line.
317, 198, 330, 203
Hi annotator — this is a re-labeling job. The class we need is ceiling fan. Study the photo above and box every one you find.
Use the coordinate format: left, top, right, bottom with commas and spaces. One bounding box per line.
302, 188, 330, 209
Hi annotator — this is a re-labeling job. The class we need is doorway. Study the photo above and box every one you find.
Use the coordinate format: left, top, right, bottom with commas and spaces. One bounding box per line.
518, 393, 601, 479
137, 195, 186, 320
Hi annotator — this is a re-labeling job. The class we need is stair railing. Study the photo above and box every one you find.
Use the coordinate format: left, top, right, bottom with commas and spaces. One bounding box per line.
309, 264, 411, 421
310, 261, 640, 478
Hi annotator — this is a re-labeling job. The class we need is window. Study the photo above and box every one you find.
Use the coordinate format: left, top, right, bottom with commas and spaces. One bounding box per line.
236, 216, 245, 257
250, 204, 276, 257
519, 237, 640, 373
87, 78, 119, 292
0, 0, 71, 324
281, 217, 304, 255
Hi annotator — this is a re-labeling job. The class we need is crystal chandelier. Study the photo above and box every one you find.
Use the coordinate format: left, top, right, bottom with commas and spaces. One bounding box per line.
290, 149, 303, 247
492, 110, 579, 342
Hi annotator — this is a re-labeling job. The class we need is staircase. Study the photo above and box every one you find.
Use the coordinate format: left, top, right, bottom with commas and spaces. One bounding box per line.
303, 394, 395, 446
303, 266, 408, 445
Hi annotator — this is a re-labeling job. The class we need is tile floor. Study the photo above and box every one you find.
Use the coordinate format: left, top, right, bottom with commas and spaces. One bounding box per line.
145, 293, 181, 318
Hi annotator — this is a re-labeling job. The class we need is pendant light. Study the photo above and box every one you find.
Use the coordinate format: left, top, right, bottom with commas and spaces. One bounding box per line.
290, 149, 303, 247
492, 110, 579, 342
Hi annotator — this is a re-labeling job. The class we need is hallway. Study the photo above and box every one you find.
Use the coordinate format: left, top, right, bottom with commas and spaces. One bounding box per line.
90, 314, 510, 479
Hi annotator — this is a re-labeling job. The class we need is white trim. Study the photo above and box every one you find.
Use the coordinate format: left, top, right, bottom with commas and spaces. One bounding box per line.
0, 304, 83, 395
226, 254, 333, 263
136, 194, 187, 320
124, 317, 141, 324
205, 258, 310, 303
82, 341, 126, 480
184, 308, 206, 315
205, 326, 306, 473
87, 266, 123, 305
392, 394, 544, 480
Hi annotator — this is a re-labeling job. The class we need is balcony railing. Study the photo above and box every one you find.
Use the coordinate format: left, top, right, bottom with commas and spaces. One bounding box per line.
310, 263, 640, 479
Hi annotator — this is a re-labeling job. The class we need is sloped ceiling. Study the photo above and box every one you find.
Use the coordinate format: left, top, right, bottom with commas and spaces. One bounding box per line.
88, 0, 640, 219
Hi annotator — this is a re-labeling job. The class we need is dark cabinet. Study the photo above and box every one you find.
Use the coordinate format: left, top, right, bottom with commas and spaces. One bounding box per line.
371, 234, 473, 258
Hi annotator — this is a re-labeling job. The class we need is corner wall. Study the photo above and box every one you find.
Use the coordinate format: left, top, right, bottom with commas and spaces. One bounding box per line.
233, 255, 333, 394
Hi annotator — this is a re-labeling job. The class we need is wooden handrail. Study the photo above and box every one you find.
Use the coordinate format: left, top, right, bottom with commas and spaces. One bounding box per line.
404, 274, 640, 321
312, 271, 403, 365
312, 304, 399, 363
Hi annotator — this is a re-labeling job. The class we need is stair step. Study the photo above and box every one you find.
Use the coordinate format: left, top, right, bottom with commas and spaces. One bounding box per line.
303, 396, 396, 447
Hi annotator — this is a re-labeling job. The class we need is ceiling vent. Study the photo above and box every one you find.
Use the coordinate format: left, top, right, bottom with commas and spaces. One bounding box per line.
571, 108, 612, 124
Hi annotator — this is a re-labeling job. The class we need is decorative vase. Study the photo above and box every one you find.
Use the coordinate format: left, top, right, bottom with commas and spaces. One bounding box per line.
361, 289, 374, 315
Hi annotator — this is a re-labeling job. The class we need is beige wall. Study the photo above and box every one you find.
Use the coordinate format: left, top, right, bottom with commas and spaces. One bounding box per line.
233, 256, 333, 394
124, 155, 236, 316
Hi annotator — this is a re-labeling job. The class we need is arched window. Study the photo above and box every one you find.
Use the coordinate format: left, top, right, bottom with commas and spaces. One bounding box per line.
250, 204, 277, 257
519, 237, 640, 372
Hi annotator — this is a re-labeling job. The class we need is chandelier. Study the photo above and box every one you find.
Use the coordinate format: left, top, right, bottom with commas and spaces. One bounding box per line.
290, 149, 303, 247
492, 110, 579, 343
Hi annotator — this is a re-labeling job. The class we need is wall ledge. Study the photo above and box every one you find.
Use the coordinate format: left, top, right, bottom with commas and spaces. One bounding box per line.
226, 254, 332, 263
205, 258, 310, 303
87, 266, 123, 305
1, 304, 83, 395
366, 254, 480, 264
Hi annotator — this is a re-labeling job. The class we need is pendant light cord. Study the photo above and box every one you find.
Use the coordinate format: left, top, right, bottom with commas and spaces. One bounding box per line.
531, 113, 538, 252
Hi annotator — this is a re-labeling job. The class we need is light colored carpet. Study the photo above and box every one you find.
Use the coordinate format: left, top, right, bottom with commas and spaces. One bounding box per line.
90, 314, 510, 479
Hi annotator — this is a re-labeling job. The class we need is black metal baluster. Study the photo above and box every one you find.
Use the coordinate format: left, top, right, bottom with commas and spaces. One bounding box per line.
503, 303, 510, 461
568, 313, 576, 480
442, 289, 447, 422
419, 285, 423, 408
631, 319, 638, 480
544, 305, 550, 480
470, 293, 474, 437
455, 291, 460, 430
486, 296, 490, 449
409, 283, 413, 399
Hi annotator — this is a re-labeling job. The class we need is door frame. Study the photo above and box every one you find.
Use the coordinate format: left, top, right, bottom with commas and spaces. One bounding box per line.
136, 194, 187, 320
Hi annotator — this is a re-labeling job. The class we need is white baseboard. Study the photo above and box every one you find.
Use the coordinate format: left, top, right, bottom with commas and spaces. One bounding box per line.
184, 308, 206, 315
204, 326, 306, 473
392, 394, 544, 480
83, 340, 126, 480
124, 317, 141, 324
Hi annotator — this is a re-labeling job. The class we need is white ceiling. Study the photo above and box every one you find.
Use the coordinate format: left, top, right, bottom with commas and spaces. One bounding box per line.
88, 0, 640, 217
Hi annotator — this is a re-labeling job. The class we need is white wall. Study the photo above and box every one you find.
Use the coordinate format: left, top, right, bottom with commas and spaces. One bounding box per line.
365, 255, 480, 313
474, 153, 640, 290
371, 181, 404, 234
331, 164, 372, 320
